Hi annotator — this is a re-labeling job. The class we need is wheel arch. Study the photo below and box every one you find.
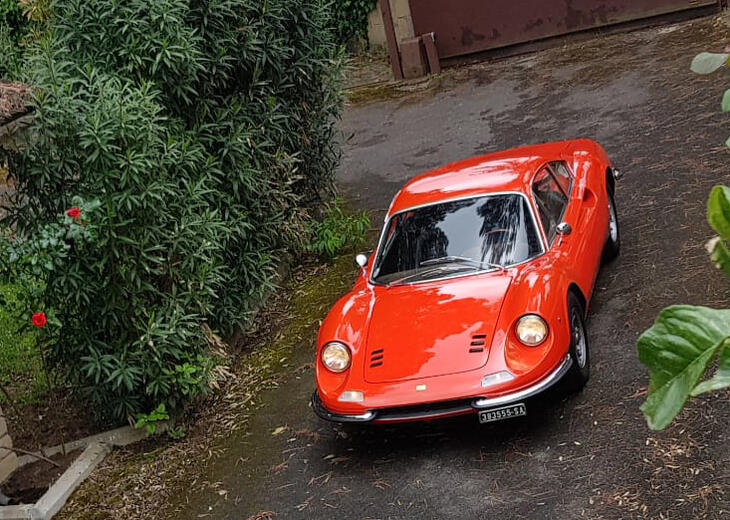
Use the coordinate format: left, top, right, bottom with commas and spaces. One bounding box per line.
605, 166, 615, 196
568, 282, 587, 317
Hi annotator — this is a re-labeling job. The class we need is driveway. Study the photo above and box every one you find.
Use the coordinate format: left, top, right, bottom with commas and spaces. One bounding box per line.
179, 15, 730, 520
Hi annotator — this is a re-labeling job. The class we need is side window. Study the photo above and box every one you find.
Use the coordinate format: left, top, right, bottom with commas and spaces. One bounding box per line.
549, 161, 573, 195
532, 166, 568, 244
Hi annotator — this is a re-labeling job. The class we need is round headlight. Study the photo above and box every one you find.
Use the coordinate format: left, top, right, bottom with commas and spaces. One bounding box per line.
321, 342, 351, 373
515, 315, 548, 346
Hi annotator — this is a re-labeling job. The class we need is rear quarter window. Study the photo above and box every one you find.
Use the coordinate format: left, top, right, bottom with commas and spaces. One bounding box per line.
549, 161, 573, 195
532, 166, 568, 243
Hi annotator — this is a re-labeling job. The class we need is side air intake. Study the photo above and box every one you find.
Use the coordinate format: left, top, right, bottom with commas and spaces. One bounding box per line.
470, 334, 487, 353
370, 349, 384, 368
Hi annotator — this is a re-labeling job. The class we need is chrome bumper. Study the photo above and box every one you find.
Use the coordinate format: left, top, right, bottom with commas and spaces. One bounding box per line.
313, 354, 573, 423
472, 354, 573, 409
311, 391, 376, 423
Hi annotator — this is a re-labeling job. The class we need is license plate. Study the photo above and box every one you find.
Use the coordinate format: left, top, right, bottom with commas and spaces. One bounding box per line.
478, 403, 527, 424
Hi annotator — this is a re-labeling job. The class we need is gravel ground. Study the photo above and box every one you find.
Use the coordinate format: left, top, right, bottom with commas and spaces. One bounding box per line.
67, 13, 730, 520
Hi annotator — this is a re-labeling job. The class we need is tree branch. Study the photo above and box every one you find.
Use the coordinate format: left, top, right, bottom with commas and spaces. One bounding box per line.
0, 446, 60, 468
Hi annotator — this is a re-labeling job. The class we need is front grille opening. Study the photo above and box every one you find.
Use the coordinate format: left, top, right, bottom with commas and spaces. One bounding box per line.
376, 398, 475, 421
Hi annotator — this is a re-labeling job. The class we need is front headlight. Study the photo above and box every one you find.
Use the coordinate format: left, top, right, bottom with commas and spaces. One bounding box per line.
515, 315, 548, 346
321, 342, 351, 372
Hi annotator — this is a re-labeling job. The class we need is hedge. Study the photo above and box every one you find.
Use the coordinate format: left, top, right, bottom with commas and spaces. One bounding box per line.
0, 0, 343, 420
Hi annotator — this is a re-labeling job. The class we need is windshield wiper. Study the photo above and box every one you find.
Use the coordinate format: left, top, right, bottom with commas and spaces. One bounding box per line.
386, 260, 506, 288
387, 265, 471, 287
420, 255, 506, 272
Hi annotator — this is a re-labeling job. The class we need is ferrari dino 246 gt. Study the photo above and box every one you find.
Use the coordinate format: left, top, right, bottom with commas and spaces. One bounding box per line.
312, 139, 620, 424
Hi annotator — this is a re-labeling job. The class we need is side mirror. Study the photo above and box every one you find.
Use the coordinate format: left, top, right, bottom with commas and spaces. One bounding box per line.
556, 222, 572, 236
355, 253, 369, 268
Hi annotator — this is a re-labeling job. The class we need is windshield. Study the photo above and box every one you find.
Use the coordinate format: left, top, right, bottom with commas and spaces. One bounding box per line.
371, 194, 542, 285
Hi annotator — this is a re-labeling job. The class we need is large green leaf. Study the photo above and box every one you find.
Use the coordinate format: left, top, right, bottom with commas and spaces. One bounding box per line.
690, 52, 730, 74
708, 185, 730, 241
638, 305, 730, 430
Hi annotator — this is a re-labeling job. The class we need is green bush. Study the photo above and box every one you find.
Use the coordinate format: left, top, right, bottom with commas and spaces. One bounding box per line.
0, 0, 26, 42
0, 283, 46, 403
0, 0, 26, 77
308, 198, 370, 260
134, 403, 169, 434
0, 0, 49, 79
1, 0, 343, 420
331, 0, 377, 47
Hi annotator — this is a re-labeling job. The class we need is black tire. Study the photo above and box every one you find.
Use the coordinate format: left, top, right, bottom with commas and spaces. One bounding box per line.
565, 292, 590, 392
603, 188, 620, 263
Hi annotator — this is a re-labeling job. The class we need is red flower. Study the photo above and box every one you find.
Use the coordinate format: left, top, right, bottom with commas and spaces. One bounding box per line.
32, 312, 47, 328
66, 207, 81, 219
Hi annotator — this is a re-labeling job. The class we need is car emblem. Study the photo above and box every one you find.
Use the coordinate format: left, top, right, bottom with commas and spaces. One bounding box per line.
416, 384, 427, 392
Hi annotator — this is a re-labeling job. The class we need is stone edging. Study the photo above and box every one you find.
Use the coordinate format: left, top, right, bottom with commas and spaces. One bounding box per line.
0, 423, 167, 520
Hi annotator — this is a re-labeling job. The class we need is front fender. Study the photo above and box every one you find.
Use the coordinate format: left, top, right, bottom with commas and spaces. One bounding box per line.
315, 287, 374, 404
487, 257, 574, 384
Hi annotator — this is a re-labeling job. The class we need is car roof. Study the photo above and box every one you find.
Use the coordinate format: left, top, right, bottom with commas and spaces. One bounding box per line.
387, 140, 580, 215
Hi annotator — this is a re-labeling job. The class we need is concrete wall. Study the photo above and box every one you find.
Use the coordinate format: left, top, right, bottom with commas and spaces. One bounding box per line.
367, 0, 415, 49
0, 114, 32, 152
0, 83, 32, 153
0, 406, 18, 483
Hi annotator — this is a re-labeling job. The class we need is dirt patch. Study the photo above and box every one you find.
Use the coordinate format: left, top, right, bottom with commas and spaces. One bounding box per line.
346, 74, 445, 105
345, 50, 392, 90
2, 448, 82, 504
4, 389, 103, 452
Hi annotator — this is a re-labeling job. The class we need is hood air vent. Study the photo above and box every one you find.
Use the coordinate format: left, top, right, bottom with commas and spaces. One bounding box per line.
469, 334, 487, 353
370, 349, 384, 368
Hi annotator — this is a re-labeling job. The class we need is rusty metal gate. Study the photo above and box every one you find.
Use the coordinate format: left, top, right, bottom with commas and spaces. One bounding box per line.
408, 0, 720, 60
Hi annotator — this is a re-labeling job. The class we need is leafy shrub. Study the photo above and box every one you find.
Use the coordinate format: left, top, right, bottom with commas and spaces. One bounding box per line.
638, 52, 730, 430
0, 0, 20, 22
1, 0, 343, 420
0, 0, 26, 77
0, 0, 49, 79
0, 0, 26, 42
331, 0, 377, 47
0, 283, 46, 403
308, 199, 370, 260
134, 403, 169, 434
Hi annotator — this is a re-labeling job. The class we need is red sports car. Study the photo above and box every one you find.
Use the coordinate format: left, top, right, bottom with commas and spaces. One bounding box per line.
312, 139, 620, 424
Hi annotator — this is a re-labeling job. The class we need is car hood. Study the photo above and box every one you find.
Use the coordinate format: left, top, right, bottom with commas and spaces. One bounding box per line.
364, 273, 513, 384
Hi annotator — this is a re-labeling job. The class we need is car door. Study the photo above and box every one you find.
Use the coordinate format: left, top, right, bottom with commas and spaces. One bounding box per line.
532, 160, 603, 300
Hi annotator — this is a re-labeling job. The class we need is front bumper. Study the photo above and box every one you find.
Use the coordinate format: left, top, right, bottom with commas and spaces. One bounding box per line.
312, 354, 573, 424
